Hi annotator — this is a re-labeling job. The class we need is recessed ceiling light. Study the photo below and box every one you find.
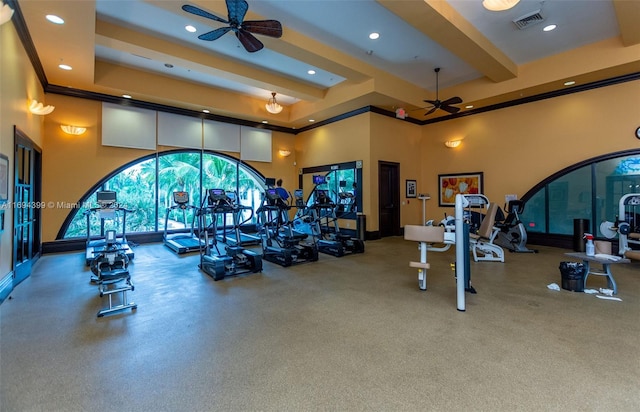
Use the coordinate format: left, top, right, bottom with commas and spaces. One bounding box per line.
307, 69, 316, 75
46, 15, 64, 24
564, 81, 575, 86
465, 105, 474, 109
369, 32, 380, 40
58, 64, 72, 70
202, 109, 210, 113
262, 120, 268, 124
543, 24, 556, 32
185, 25, 196, 33
122, 94, 132, 99
309, 119, 315, 123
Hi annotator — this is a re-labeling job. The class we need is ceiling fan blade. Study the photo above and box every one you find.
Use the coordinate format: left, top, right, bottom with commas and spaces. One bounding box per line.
441, 96, 462, 106
425, 106, 437, 116
236, 30, 264, 53
423, 99, 438, 106
242, 20, 283, 38
226, 0, 249, 24
440, 105, 461, 114
182, 4, 228, 24
198, 27, 232, 41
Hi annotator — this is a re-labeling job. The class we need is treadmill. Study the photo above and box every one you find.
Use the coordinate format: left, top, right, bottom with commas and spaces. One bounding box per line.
163, 191, 203, 254
84, 190, 135, 266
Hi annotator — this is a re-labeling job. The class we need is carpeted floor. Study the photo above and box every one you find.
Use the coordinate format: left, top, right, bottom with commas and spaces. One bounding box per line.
1, 237, 639, 411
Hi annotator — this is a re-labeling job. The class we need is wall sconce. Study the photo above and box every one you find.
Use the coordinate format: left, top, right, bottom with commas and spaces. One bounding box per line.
0, 3, 14, 26
60, 125, 87, 135
278, 149, 291, 157
444, 140, 462, 148
265, 92, 283, 114
29, 100, 55, 115
482, 0, 520, 11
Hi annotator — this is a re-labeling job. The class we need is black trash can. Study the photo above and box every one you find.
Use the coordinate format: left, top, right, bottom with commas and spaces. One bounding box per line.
573, 219, 590, 252
559, 261, 585, 292
356, 213, 366, 241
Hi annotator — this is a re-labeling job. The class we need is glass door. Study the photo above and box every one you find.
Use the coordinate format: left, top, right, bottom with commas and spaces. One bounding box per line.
13, 129, 42, 287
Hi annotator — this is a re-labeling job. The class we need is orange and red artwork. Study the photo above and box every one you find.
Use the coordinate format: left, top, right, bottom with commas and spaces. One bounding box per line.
438, 172, 483, 206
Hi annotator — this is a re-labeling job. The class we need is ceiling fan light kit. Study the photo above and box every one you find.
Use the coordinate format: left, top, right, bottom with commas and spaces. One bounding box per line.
182, 0, 282, 53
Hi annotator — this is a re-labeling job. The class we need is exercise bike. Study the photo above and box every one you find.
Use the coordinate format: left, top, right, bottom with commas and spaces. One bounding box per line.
494, 200, 537, 253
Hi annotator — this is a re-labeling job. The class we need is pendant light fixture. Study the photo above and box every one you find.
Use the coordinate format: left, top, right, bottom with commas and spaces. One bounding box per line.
265, 92, 283, 114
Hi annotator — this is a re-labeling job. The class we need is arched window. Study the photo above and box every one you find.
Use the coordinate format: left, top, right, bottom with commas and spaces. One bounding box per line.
59, 150, 265, 239
520, 150, 640, 238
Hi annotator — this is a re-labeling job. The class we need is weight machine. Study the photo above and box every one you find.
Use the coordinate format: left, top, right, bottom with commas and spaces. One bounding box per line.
91, 229, 137, 317
406, 194, 483, 311
601, 193, 640, 260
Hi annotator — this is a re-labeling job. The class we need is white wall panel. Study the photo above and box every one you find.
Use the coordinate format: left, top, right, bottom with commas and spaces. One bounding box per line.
158, 112, 202, 148
240, 126, 272, 162
203, 120, 240, 152
102, 102, 156, 150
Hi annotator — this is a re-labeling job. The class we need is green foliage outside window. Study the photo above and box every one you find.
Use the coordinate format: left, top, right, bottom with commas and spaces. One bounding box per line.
62, 151, 264, 239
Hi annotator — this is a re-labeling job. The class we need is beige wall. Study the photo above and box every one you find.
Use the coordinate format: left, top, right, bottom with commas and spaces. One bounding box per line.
295, 113, 371, 214
0, 22, 46, 279
421, 80, 640, 223
369, 114, 423, 230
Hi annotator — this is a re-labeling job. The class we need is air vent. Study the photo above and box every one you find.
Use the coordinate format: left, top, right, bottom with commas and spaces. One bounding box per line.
512, 10, 545, 30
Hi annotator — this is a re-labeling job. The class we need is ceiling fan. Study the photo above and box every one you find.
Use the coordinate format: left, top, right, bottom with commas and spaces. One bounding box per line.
182, 1, 283, 53
423, 68, 462, 116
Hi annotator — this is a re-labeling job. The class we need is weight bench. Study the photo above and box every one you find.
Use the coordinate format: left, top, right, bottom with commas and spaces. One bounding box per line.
404, 225, 445, 290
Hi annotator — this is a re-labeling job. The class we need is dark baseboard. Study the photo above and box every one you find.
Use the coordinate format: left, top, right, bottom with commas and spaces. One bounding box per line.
43, 232, 165, 254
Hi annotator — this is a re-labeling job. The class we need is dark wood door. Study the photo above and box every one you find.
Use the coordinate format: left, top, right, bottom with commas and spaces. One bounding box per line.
378, 161, 400, 237
13, 129, 42, 287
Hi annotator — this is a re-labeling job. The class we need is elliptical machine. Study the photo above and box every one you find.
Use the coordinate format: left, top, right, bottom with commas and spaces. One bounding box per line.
198, 189, 262, 281
297, 189, 364, 257
494, 200, 537, 253
257, 188, 318, 267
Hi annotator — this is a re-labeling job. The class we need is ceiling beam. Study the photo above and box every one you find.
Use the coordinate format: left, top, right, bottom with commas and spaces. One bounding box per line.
377, 0, 518, 83
95, 20, 325, 101
612, 0, 640, 46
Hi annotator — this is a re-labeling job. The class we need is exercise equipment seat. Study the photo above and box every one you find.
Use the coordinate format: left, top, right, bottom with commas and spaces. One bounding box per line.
469, 203, 504, 262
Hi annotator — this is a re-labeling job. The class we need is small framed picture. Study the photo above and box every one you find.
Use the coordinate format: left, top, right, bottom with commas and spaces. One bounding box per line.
406, 179, 417, 198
